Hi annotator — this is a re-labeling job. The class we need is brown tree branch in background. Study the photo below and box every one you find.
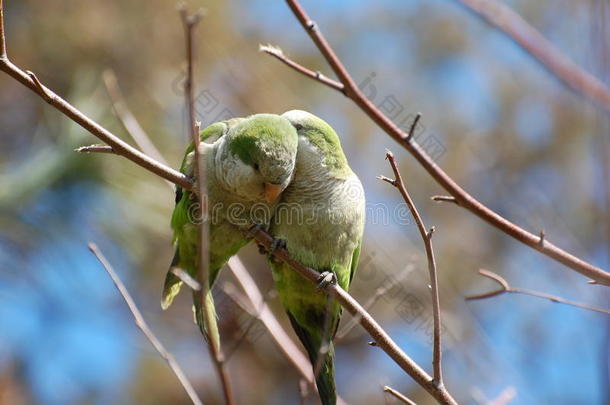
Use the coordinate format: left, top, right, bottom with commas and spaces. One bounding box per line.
179, 7, 235, 405
379, 150, 444, 387
248, 226, 459, 405
259, 44, 344, 92
0, 0, 6, 60
88, 243, 204, 405
260, 0, 610, 286
384, 386, 418, 405
75, 145, 115, 154
466, 269, 610, 315
0, 2, 190, 189
171, 267, 202, 292
102, 70, 171, 170
454, 0, 610, 113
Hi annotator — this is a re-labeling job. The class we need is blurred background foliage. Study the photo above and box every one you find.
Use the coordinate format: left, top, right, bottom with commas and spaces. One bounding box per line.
0, 0, 608, 404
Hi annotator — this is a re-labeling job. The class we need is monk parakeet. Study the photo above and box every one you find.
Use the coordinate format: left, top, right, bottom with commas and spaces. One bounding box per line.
164, 113, 299, 344
269, 110, 365, 405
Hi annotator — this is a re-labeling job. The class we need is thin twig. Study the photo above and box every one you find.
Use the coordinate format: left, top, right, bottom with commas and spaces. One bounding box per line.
466, 269, 610, 315
380, 151, 444, 387
75, 145, 115, 154
383, 386, 418, 405
88, 243, 204, 405
0, 0, 6, 60
431, 195, 459, 205
248, 226, 459, 405
265, 0, 610, 285
259, 44, 344, 92
171, 267, 202, 291
179, 7, 234, 405
454, 0, 610, 113
102, 70, 171, 167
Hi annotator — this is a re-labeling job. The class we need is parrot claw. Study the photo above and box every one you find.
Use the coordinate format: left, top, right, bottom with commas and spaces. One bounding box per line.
256, 242, 267, 255
270, 238, 287, 253
316, 271, 336, 290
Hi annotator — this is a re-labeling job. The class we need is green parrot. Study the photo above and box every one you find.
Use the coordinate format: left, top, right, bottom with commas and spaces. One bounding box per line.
268, 110, 365, 405
164, 113, 299, 345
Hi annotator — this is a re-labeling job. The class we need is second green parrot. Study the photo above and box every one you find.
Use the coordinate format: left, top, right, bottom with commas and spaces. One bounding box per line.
269, 110, 365, 405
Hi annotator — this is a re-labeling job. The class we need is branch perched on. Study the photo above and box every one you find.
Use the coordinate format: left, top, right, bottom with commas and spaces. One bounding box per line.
247, 225, 459, 405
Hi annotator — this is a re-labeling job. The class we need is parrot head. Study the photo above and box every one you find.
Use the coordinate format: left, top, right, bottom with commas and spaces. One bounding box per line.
222, 114, 298, 203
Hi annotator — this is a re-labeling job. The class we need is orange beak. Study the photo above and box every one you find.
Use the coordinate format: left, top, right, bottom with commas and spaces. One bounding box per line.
264, 183, 283, 203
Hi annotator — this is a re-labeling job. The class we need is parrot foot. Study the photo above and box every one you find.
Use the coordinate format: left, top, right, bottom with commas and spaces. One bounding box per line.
316, 271, 336, 290
256, 242, 267, 255
270, 238, 287, 253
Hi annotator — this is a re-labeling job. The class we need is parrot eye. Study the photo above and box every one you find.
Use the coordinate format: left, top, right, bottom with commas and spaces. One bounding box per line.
253, 163, 260, 171
294, 124, 303, 130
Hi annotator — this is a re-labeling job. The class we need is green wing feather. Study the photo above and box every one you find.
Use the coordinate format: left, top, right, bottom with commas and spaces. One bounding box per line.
162, 121, 230, 309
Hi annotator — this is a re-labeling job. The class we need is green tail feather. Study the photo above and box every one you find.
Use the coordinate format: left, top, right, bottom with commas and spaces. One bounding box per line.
288, 313, 337, 405
193, 290, 221, 351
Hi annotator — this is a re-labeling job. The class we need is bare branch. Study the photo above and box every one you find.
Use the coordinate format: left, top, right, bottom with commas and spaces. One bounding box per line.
102, 70, 170, 166
248, 225, 459, 405
455, 0, 610, 113
263, 0, 610, 285
88, 243, 204, 405
466, 269, 610, 314
381, 151, 444, 387
171, 267, 202, 291
431, 195, 459, 205
258, 44, 344, 92
383, 386, 418, 405
0, 0, 6, 60
75, 145, 115, 154
179, 7, 234, 405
